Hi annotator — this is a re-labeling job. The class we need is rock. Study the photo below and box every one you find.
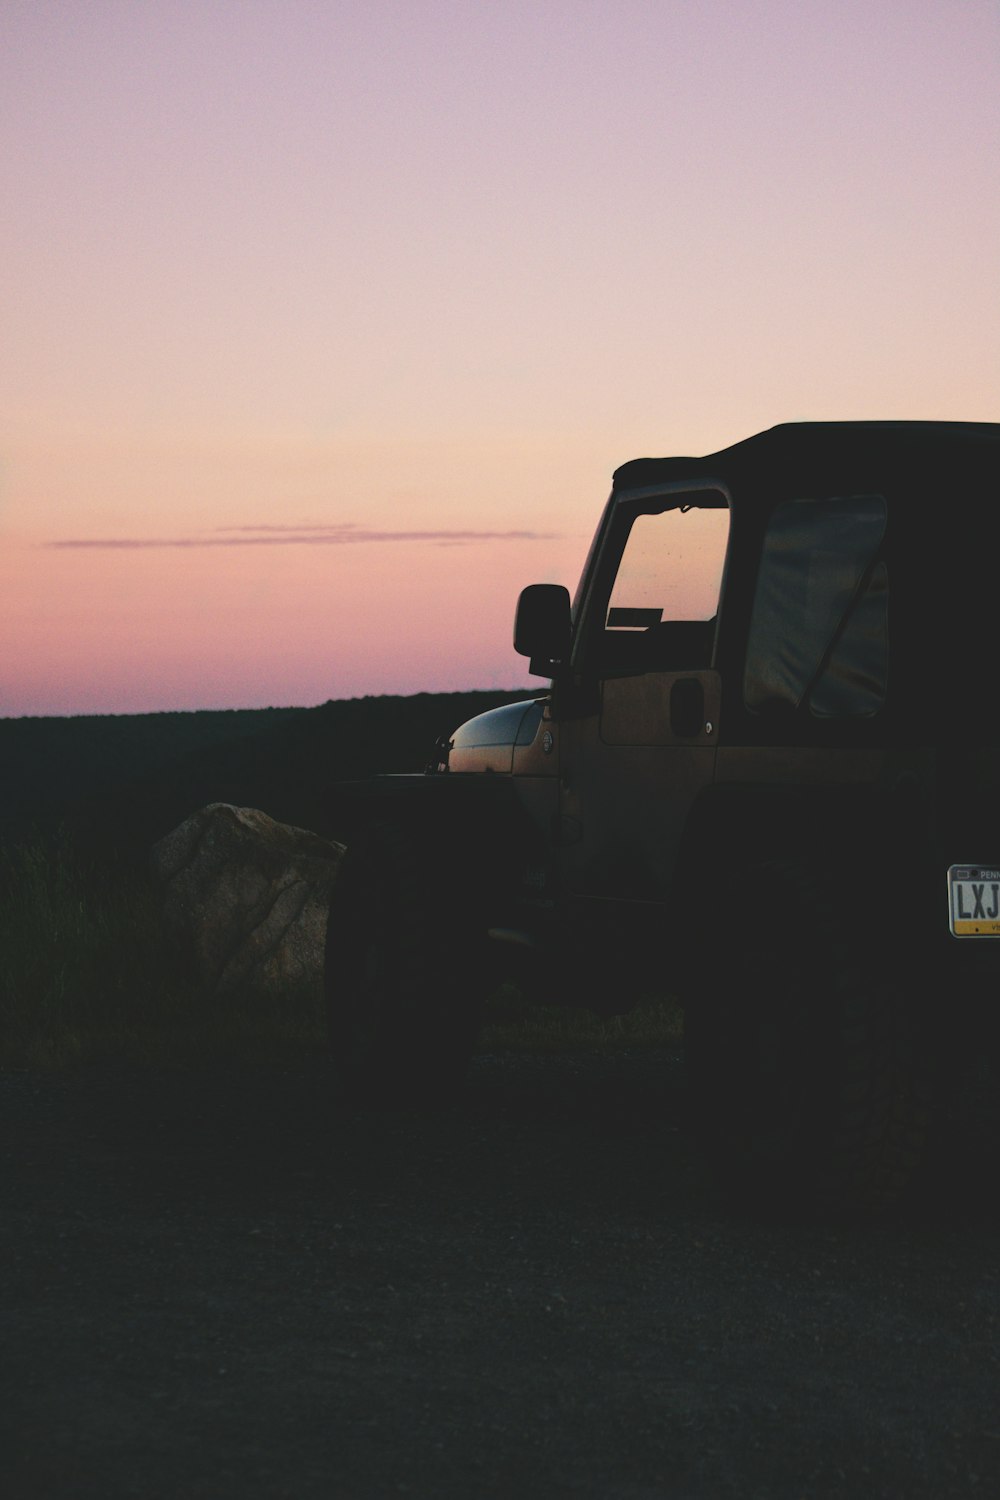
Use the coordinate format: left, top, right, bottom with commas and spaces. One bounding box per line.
150, 804, 345, 997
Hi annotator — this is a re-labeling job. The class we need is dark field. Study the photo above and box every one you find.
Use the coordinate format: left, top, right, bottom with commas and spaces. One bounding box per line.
0, 689, 538, 1071
3, 696, 999, 1496
3, 1049, 999, 1500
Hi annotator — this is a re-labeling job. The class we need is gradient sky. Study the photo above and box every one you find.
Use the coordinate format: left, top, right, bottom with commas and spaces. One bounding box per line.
2, 0, 998, 717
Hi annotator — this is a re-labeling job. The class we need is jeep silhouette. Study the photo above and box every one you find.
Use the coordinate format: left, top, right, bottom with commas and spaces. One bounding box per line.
325, 421, 1000, 1209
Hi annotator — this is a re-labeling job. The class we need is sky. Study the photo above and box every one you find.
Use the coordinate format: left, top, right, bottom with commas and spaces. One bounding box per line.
2, 0, 998, 718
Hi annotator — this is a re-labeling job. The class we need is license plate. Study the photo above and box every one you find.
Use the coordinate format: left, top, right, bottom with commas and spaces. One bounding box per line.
948, 865, 1000, 937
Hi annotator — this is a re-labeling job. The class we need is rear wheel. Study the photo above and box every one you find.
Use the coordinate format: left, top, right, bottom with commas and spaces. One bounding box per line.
685, 854, 925, 1214
325, 820, 486, 1107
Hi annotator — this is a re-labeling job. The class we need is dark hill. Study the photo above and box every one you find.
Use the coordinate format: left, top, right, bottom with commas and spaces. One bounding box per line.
0, 706, 305, 836
0, 691, 538, 860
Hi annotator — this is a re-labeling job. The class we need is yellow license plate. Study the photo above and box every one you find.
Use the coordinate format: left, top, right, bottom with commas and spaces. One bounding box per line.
948, 866, 1000, 937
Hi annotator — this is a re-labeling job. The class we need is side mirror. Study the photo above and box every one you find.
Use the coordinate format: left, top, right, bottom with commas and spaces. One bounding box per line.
514, 584, 571, 677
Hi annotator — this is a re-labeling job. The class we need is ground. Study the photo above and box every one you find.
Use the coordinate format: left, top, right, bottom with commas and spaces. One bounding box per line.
2, 1048, 998, 1499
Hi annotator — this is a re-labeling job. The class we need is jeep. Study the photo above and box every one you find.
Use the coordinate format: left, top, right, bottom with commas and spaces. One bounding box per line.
325, 420, 1000, 1210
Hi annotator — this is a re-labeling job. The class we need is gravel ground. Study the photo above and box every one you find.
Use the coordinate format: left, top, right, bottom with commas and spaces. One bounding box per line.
2, 1048, 998, 1499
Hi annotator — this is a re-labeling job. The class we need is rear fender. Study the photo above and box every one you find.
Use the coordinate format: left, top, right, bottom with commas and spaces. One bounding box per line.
670, 781, 934, 996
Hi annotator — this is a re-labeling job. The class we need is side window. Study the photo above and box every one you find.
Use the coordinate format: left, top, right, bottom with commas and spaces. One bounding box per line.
601, 499, 729, 674
744, 494, 888, 717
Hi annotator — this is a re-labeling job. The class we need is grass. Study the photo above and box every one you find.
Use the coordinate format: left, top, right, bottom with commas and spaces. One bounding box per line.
0, 830, 324, 1069
0, 830, 683, 1070
479, 984, 683, 1053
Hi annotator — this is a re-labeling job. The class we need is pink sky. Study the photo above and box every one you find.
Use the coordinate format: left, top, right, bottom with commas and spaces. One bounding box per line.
2, 0, 998, 717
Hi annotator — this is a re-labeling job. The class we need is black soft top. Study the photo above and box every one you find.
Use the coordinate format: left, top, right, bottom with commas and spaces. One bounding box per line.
609, 420, 1000, 739
613, 421, 1000, 500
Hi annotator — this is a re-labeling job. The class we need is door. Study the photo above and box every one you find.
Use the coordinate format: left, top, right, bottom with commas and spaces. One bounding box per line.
556, 489, 730, 913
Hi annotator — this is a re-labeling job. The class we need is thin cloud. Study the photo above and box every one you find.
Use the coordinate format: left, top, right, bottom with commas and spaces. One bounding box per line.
213, 523, 359, 534
47, 523, 556, 550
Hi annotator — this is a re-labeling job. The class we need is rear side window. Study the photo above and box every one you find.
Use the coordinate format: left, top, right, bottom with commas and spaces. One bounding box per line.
744, 495, 888, 717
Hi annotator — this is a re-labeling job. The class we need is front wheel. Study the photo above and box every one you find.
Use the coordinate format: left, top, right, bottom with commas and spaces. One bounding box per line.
684, 854, 925, 1214
325, 820, 486, 1108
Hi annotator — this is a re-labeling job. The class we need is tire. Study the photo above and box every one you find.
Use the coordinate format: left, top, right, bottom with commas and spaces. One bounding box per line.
684, 854, 925, 1215
325, 819, 486, 1107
